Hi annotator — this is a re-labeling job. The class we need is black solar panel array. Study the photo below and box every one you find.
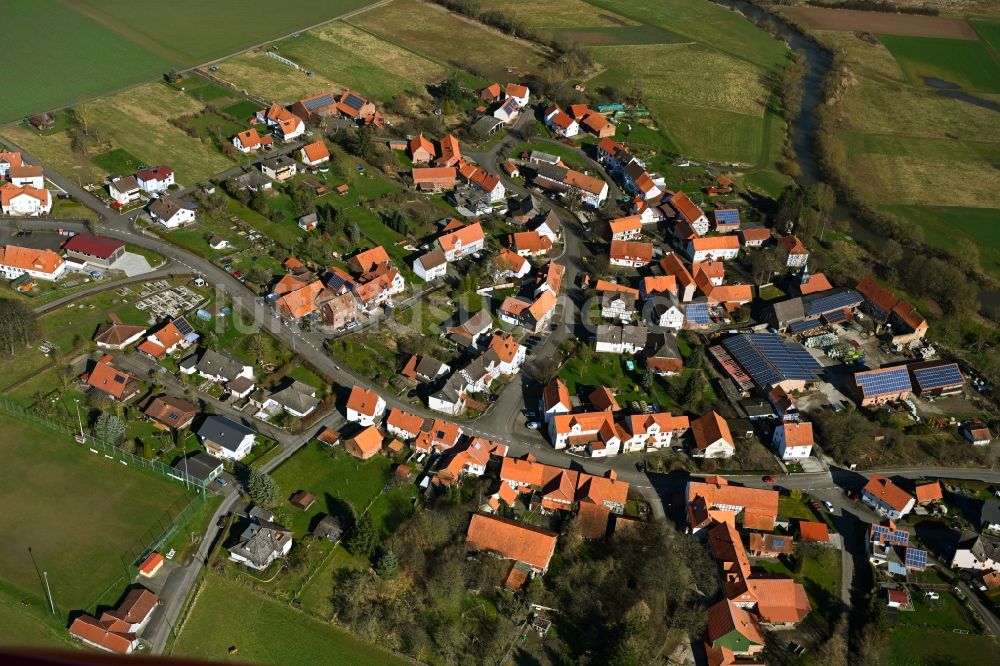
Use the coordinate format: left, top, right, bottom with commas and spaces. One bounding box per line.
722, 333, 822, 388
305, 93, 334, 111
343, 94, 365, 111
174, 317, 194, 336
912, 363, 963, 391
805, 289, 862, 317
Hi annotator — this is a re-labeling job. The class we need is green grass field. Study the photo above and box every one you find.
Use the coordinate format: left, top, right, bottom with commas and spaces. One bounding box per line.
2, 1, 383, 123
0, 415, 191, 610
171, 573, 408, 665
973, 20, 1000, 55
879, 34, 1000, 93
348, 0, 553, 82
551, 25, 686, 46
270, 443, 395, 538
0, 0, 172, 123
888, 628, 998, 666
881, 205, 1000, 277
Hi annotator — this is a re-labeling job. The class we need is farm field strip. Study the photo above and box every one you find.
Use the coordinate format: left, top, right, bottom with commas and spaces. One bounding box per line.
779, 6, 979, 39
878, 34, 1000, 94
347, 0, 553, 82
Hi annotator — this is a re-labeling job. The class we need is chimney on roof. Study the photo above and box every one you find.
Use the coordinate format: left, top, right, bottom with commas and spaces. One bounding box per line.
525, 453, 536, 463
607, 470, 617, 481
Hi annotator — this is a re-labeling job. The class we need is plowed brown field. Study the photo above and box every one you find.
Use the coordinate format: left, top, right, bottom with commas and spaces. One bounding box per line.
780, 6, 977, 39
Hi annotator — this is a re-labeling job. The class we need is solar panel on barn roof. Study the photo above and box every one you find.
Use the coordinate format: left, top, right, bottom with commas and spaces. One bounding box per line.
912, 364, 963, 391
855, 367, 911, 398
904, 547, 927, 569
174, 318, 193, 335
714, 209, 740, 225
305, 94, 334, 111
789, 319, 823, 334
805, 289, 862, 316
686, 302, 710, 325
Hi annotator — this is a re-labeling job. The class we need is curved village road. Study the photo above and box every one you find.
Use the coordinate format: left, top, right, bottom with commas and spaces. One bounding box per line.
6, 137, 1000, 649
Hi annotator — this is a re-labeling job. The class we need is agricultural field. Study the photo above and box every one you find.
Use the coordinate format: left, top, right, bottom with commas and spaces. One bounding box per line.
348, 0, 553, 82
0, 0, 171, 123
779, 6, 979, 39
2, 1, 383, 123
816, 30, 1000, 277
171, 573, 408, 665
215, 23, 447, 105
479, 0, 788, 170
887, 628, 998, 666
879, 34, 1000, 93
0, 415, 191, 611
4, 82, 235, 185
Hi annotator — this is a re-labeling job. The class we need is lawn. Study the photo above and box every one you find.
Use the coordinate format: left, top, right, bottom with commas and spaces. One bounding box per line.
551, 25, 687, 46
879, 34, 1000, 93
559, 351, 687, 411
0, 0, 172, 123
91, 148, 147, 176
0, 415, 192, 611
171, 573, 408, 665
0, 585, 76, 650
880, 205, 1000, 278
973, 20, 1000, 55
348, 0, 553, 82
216, 23, 446, 105
270, 443, 395, 538
888, 628, 998, 666
297, 546, 368, 617
777, 496, 817, 521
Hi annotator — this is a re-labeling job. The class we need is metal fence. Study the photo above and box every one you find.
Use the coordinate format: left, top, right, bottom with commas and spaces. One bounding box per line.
0, 397, 209, 491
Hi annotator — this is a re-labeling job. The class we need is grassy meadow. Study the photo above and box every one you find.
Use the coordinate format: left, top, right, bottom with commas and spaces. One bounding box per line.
214, 22, 447, 104
348, 0, 554, 82
818, 30, 1000, 277
171, 573, 409, 665
0, 415, 191, 611
879, 34, 1000, 93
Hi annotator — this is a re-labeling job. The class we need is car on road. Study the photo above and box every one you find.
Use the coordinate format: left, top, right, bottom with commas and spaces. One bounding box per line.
823, 500, 834, 511
810, 500, 823, 511
406, 389, 417, 399
762, 475, 776, 484
526, 421, 541, 430
216, 477, 228, 487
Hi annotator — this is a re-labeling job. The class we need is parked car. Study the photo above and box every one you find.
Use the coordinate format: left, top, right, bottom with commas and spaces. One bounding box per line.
526, 421, 541, 430
762, 475, 777, 484
823, 500, 834, 511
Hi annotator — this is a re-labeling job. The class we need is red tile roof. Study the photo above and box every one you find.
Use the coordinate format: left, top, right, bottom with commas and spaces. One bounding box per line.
691, 411, 734, 450
863, 474, 915, 512
62, 234, 124, 259
798, 520, 829, 542
609, 240, 653, 263
346, 386, 382, 417
466, 514, 556, 571
914, 481, 943, 504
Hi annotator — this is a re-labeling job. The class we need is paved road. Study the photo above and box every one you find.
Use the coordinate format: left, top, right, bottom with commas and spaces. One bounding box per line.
7, 129, 1000, 649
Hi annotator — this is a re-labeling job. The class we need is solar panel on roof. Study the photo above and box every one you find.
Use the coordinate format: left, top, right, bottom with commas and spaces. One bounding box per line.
789, 319, 823, 334
722, 334, 822, 389
772, 538, 786, 548
871, 524, 889, 542
715, 209, 740, 225
686, 302, 710, 325
912, 364, 963, 390
174, 318, 193, 335
305, 94, 334, 111
855, 367, 911, 398
805, 289, 862, 316
904, 547, 927, 569
823, 310, 848, 324
344, 94, 365, 110
888, 561, 907, 576
889, 529, 910, 545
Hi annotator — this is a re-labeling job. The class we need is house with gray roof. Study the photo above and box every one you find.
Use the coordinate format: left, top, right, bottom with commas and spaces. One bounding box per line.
255, 381, 320, 419
229, 516, 293, 570
180, 348, 253, 384
952, 529, 1000, 573
197, 415, 255, 461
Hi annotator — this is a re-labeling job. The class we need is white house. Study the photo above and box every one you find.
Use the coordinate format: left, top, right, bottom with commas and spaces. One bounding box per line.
493, 97, 520, 124
197, 415, 255, 461
386, 408, 426, 441
690, 411, 736, 459
650, 301, 685, 331
0, 244, 66, 281
689, 236, 740, 262
345, 386, 386, 426
541, 378, 571, 423
622, 413, 689, 454
862, 475, 915, 520
148, 198, 195, 229
549, 412, 618, 452
135, 166, 175, 193
544, 105, 579, 138
413, 249, 448, 282
772, 422, 814, 460
505, 83, 530, 107
595, 324, 647, 355
0, 183, 52, 216
9, 165, 45, 189
109, 176, 142, 206
229, 515, 293, 570
951, 531, 1000, 574
436, 222, 485, 261
601, 291, 637, 322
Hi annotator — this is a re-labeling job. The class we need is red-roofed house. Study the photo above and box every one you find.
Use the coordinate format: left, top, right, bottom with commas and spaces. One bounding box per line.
345, 425, 383, 460
137, 317, 196, 359
543, 105, 579, 138
466, 514, 555, 585
772, 422, 813, 460
609, 240, 653, 268
685, 478, 778, 533
691, 411, 736, 458
299, 141, 330, 167
504, 83, 530, 107
608, 215, 642, 241
798, 521, 830, 544
345, 386, 386, 426
437, 222, 485, 261
84, 354, 141, 402
862, 475, 916, 519
408, 134, 436, 164
915, 481, 943, 505
411, 166, 457, 192
689, 235, 740, 262
668, 192, 710, 235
